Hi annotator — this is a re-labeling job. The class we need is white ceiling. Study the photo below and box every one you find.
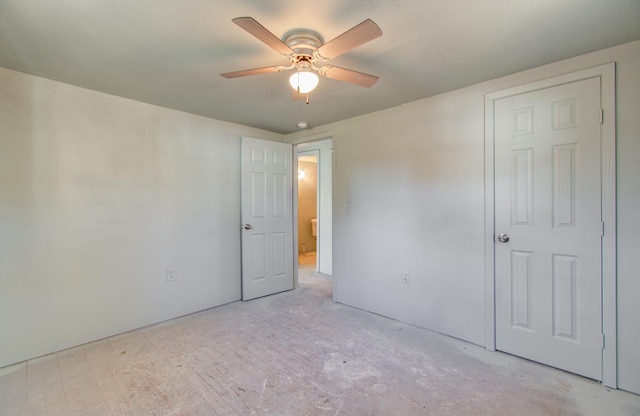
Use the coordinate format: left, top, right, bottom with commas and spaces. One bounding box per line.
1, 0, 638, 134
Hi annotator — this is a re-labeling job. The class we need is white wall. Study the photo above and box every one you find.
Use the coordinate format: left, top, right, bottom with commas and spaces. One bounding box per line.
0, 67, 283, 367
285, 40, 640, 395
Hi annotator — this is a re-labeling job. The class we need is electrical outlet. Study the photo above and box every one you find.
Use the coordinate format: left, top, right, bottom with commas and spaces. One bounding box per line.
166, 269, 175, 282
401, 271, 410, 284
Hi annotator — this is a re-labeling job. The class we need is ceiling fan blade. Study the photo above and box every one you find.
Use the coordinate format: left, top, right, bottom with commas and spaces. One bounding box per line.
315, 19, 382, 61
220, 65, 286, 78
319, 65, 379, 88
232, 17, 294, 56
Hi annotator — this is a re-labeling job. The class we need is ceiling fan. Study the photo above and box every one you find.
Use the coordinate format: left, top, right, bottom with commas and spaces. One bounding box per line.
220, 17, 382, 101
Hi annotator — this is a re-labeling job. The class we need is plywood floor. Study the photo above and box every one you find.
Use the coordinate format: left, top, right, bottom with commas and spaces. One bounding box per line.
2, 265, 639, 416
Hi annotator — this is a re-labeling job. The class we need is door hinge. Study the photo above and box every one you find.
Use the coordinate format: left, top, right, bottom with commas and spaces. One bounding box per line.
601, 221, 605, 237
601, 334, 605, 349
600, 109, 604, 124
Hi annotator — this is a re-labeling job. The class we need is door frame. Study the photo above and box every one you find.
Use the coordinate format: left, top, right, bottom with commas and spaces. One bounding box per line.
483, 63, 617, 387
291, 132, 335, 299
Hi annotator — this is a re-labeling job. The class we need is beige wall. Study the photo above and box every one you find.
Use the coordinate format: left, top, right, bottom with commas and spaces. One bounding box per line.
0, 67, 283, 367
286, 40, 640, 395
297, 160, 317, 253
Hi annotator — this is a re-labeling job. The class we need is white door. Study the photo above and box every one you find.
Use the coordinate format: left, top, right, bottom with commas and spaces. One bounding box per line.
494, 77, 603, 380
241, 137, 294, 301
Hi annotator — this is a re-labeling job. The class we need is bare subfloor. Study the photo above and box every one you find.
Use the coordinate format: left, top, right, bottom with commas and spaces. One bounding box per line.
1, 267, 639, 416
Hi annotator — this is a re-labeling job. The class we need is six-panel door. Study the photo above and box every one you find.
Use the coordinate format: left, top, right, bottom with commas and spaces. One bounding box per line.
494, 77, 603, 380
241, 137, 293, 301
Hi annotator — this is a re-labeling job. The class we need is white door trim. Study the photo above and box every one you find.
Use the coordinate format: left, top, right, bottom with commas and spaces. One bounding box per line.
294, 136, 335, 301
484, 63, 617, 387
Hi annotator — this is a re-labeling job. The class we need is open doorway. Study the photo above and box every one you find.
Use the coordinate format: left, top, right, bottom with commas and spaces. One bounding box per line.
297, 152, 318, 269
295, 138, 332, 283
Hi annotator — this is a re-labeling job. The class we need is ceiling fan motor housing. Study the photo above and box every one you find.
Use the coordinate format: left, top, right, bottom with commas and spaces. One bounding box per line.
283, 29, 324, 58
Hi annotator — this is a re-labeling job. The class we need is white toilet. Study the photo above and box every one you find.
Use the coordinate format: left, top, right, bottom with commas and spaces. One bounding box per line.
311, 219, 317, 237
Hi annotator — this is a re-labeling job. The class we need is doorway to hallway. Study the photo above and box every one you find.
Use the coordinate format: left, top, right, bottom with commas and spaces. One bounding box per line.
295, 138, 332, 277
297, 152, 319, 269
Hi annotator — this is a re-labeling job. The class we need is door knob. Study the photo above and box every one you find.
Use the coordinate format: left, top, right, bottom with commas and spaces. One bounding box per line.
497, 233, 509, 243
243, 224, 253, 230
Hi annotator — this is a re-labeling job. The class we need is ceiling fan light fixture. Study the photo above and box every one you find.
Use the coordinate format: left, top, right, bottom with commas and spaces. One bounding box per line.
289, 71, 319, 94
